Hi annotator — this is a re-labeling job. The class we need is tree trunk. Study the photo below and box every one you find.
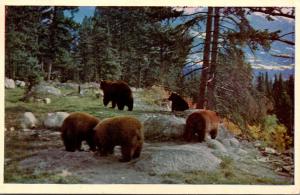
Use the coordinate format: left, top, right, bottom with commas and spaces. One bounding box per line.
207, 7, 220, 110
47, 62, 52, 81
197, 7, 213, 109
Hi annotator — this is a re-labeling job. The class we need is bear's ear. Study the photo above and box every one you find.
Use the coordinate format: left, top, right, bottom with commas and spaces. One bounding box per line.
168, 92, 174, 100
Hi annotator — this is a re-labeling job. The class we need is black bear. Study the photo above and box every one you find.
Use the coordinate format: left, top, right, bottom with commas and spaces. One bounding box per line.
93, 116, 143, 162
61, 112, 100, 152
184, 110, 220, 142
168, 92, 189, 111
100, 80, 134, 111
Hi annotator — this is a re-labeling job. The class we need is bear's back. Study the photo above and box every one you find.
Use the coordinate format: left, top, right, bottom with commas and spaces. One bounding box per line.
197, 110, 220, 132
94, 116, 143, 143
62, 112, 100, 133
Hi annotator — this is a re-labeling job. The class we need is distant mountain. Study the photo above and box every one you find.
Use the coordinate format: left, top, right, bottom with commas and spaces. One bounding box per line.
245, 14, 294, 79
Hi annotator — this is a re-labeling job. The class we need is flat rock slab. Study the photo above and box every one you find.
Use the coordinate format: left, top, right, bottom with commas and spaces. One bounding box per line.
19, 142, 221, 183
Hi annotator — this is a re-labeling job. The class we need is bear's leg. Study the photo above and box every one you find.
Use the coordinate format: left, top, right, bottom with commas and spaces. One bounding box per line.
197, 129, 206, 142
119, 145, 133, 162
106, 145, 114, 154
111, 100, 117, 108
132, 144, 142, 159
127, 99, 133, 111
210, 129, 218, 139
63, 135, 76, 152
99, 148, 108, 156
86, 137, 96, 151
75, 138, 83, 151
65, 141, 76, 152
103, 98, 110, 107
117, 103, 125, 111
99, 144, 114, 156
183, 123, 195, 142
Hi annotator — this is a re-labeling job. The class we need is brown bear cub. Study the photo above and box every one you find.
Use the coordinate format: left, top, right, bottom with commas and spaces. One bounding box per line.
168, 92, 189, 111
61, 112, 100, 152
184, 110, 220, 142
100, 80, 134, 111
93, 116, 144, 162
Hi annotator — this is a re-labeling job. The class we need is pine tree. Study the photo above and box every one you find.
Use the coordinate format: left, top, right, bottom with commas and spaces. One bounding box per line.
256, 73, 265, 93
264, 72, 271, 97
5, 6, 41, 80
39, 6, 79, 81
272, 74, 293, 136
90, 7, 191, 88
77, 16, 95, 82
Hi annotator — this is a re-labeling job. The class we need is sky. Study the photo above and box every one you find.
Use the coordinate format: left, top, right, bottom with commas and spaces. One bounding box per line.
72, 6, 295, 78
73, 6, 95, 22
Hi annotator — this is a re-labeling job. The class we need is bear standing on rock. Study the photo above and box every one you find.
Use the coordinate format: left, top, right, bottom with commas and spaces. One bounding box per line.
61, 112, 100, 152
168, 92, 189, 111
100, 80, 134, 111
93, 116, 144, 162
184, 110, 220, 142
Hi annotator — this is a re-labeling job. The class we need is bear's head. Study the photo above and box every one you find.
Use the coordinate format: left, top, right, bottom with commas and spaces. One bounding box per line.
168, 92, 179, 101
100, 80, 109, 90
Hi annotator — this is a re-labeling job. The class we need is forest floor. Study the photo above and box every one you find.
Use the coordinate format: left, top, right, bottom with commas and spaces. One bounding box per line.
4, 87, 294, 185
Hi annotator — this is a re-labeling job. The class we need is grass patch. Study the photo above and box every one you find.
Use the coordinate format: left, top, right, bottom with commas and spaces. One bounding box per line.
5, 161, 80, 184
5, 88, 168, 128
4, 129, 73, 183
162, 156, 290, 184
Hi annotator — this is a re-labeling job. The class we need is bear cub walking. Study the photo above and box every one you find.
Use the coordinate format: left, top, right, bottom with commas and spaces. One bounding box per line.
93, 116, 144, 162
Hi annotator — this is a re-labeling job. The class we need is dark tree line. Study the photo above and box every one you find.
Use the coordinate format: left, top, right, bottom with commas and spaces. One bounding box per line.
5, 6, 79, 82
256, 73, 294, 136
5, 6, 193, 91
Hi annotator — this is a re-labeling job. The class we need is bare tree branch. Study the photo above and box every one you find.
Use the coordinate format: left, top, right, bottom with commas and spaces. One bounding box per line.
182, 66, 208, 78
249, 7, 295, 19
278, 32, 294, 38
271, 37, 294, 46
184, 60, 203, 67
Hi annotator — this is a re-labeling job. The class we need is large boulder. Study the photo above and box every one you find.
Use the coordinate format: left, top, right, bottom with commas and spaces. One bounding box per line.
44, 98, 51, 104
206, 139, 228, 153
15, 80, 26, 88
20, 112, 39, 129
5, 78, 15, 89
143, 114, 185, 140
32, 84, 62, 97
43, 112, 69, 129
135, 143, 221, 175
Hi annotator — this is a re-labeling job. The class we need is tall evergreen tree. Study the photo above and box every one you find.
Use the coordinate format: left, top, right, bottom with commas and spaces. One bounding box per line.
272, 74, 293, 136
5, 6, 41, 80
90, 7, 191, 88
39, 6, 79, 81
